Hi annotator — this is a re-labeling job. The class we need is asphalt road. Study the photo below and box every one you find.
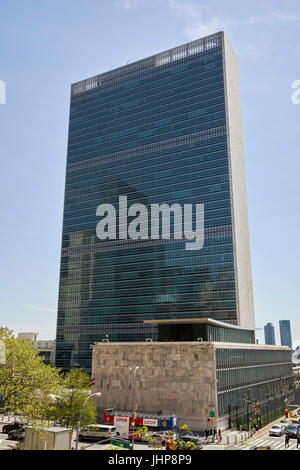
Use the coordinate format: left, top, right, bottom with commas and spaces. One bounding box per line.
2, 433, 299, 451
0, 430, 154, 451
0, 432, 18, 450
1, 425, 298, 451
227, 434, 300, 451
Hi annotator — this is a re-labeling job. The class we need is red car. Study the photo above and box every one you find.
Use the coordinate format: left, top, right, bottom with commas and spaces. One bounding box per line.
2, 422, 26, 434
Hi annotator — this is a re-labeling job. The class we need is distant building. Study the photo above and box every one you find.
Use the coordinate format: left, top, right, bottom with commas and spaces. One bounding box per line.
17, 332, 38, 342
17, 333, 56, 364
264, 322, 275, 345
279, 320, 292, 349
292, 347, 300, 365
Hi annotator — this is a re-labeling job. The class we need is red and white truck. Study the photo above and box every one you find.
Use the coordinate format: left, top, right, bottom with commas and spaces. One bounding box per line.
103, 408, 177, 439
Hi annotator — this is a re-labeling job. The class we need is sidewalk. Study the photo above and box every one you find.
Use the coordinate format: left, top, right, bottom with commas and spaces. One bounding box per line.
204, 408, 299, 448
252, 408, 299, 440
206, 428, 253, 448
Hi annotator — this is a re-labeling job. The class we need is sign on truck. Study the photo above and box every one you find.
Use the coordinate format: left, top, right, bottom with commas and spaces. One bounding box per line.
103, 408, 177, 440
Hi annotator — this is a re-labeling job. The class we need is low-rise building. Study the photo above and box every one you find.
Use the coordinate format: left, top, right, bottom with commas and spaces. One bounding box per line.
92, 319, 294, 431
17, 333, 56, 364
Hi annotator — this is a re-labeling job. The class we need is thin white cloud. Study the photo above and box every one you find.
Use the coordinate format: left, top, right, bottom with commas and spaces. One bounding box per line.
13, 322, 56, 339
234, 43, 270, 60
185, 17, 225, 40
243, 16, 264, 25
114, 0, 143, 10
167, 0, 226, 40
167, 0, 199, 19
27, 305, 57, 313
293, 44, 300, 56
271, 11, 300, 24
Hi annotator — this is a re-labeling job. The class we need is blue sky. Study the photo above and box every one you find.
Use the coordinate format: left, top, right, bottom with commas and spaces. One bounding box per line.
0, 0, 299, 344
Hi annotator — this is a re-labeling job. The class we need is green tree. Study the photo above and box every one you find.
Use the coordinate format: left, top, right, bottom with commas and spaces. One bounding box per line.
179, 423, 192, 435
135, 426, 149, 441
0, 326, 13, 340
0, 328, 61, 425
49, 369, 97, 429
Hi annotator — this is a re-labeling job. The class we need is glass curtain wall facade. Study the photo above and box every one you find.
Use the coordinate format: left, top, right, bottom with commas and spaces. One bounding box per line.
264, 322, 275, 345
56, 32, 254, 371
279, 320, 292, 349
216, 347, 294, 426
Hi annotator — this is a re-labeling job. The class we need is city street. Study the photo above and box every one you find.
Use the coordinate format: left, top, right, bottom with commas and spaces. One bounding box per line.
1, 419, 300, 451
0, 429, 154, 451
227, 434, 300, 451
0, 434, 13, 451
1, 431, 300, 451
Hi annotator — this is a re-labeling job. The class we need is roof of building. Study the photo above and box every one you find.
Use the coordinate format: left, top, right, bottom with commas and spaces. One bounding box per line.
144, 317, 255, 332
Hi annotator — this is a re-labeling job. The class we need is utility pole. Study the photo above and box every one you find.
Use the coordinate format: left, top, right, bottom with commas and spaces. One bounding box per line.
129, 366, 139, 450
75, 392, 101, 450
209, 382, 215, 441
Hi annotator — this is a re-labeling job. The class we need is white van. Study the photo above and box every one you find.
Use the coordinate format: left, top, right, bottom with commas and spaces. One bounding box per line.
78, 424, 117, 442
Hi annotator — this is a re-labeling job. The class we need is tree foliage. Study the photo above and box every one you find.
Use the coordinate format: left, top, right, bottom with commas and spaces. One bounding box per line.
179, 423, 192, 435
0, 328, 61, 425
48, 369, 97, 429
0, 329, 98, 430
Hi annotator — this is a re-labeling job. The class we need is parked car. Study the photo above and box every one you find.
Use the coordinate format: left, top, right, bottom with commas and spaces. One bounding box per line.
177, 435, 203, 450
269, 425, 285, 437
2, 421, 26, 434
7, 427, 25, 441
149, 430, 178, 445
291, 415, 300, 424
279, 419, 292, 428
286, 424, 300, 439
78, 424, 117, 442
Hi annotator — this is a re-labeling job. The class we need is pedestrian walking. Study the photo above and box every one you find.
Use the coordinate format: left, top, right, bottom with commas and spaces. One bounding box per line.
205, 428, 209, 440
166, 438, 171, 450
171, 439, 177, 451
285, 433, 289, 448
297, 436, 300, 449
218, 429, 222, 443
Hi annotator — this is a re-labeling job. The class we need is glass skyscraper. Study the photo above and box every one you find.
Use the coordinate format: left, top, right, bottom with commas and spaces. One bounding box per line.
279, 320, 292, 349
55, 32, 255, 371
264, 322, 275, 345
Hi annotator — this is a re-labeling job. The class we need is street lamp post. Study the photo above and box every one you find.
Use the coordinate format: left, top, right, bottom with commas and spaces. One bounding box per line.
209, 379, 218, 442
129, 366, 139, 450
75, 392, 102, 450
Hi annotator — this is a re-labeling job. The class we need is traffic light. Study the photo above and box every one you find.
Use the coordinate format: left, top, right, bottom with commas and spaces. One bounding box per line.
90, 378, 96, 386
133, 411, 137, 420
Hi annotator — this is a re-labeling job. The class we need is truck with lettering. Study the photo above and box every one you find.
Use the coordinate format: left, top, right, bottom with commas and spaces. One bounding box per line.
103, 408, 177, 440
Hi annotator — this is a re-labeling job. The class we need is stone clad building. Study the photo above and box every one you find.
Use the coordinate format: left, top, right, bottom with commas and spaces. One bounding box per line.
93, 340, 217, 431
92, 319, 294, 431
